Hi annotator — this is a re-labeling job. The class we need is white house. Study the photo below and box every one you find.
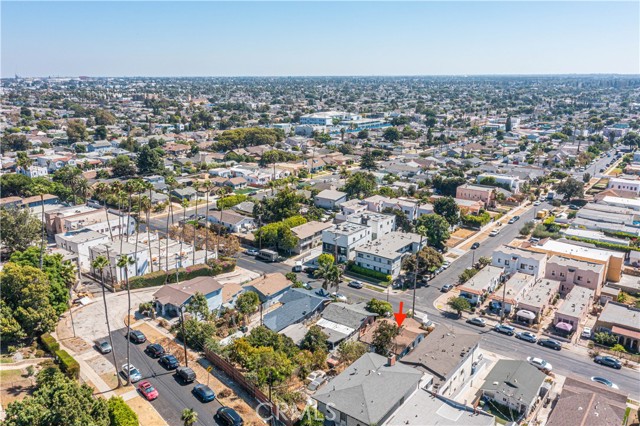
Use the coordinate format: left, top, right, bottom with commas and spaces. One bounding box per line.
354, 232, 424, 279
345, 212, 395, 240
153, 276, 223, 318
18, 165, 48, 178
492, 245, 547, 278
607, 178, 640, 196
88, 241, 150, 284
55, 229, 110, 271
314, 189, 347, 210
207, 210, 255, 233
322, 223, 372, 263
477, 173, 522, 193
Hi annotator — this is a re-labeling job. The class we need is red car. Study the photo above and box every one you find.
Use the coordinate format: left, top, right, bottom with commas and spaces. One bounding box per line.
137, 380, 159, 401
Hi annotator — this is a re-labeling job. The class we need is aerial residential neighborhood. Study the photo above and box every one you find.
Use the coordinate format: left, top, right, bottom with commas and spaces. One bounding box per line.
1, 2, 639, 426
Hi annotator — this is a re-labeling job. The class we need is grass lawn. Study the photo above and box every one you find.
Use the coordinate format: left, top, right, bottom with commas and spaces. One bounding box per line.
234, 188, 255, 195
0, 356, 15, 364
0, 369, 26, 381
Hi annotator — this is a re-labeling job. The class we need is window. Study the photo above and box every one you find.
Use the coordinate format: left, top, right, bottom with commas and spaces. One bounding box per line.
340, 412, 347, 423
560, 272, 565, 277
505, 260, 510, 266
529, 265, 534, 270
551, 271, 556, 276
577, 276, 582, 281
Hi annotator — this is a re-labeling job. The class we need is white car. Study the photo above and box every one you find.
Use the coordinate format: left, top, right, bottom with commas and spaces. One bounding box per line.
533, 200, 541, 206
581, 327, 592, 338
527, 357, 553, 372
331, 293, 348, 302
121, 363, 142, 382
489, 229, 500, 237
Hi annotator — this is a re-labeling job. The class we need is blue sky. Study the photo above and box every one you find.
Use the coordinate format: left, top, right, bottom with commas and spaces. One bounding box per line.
2, 1, 639, 77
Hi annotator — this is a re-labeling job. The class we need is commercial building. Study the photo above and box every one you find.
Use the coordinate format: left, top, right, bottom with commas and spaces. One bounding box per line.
599, 195, 640, 211
322, 223, 372, 263
607, 177, 640, 195
354, 232, 424, 279
492, 245, 547, 278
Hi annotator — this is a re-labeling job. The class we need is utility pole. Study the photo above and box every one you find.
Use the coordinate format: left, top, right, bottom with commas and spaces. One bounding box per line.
412, 232, 424, 315
176, 255, 189, 367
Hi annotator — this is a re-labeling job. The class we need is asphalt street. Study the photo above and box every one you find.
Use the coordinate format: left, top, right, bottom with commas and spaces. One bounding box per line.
101, 328, 223, 426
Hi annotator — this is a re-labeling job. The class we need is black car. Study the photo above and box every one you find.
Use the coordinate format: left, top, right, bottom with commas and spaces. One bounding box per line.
471, 242, 480, 250
127, 330, 146, 344
176, 366, 196, 383
159, 354, 180, 370
145, 343, 165, 358
594, 355, 622, 369
216, 406, 244, 426
193, 384, 216, 402
538, 338, 562, 351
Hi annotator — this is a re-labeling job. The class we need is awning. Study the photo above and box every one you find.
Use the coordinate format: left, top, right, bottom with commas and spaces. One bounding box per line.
516, 310, 536, 320
555, 322, 573, 332
612, 325, 640, 340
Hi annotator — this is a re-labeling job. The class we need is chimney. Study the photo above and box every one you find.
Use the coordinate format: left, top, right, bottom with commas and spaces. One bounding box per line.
387, 354, 396, 366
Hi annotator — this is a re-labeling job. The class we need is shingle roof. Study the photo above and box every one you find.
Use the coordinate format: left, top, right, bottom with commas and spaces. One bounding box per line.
321, 302, 375, 329
262, 289, 327, 332
480, 360, 546, 406
153, 276, 222, 307
313, 353, 422, 425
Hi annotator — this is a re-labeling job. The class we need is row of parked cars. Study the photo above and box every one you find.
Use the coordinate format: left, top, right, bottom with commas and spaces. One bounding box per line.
97, 330, 243, 425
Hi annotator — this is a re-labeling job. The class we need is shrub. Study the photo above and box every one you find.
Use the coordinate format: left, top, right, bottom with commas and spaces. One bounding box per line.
566, 236, 639, 253
346, 263, 391, 282
40, 333, 60, 355
108, 396, 139, 426
458, 268, 478, 284
55, 349, 80, 379
594, 332, 618, 347
461, 212, 491, 228
218, 388, 233, 399
128, 264, 226, 290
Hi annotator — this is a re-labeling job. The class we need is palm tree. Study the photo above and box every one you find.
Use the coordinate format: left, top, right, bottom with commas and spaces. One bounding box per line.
31, 182, 47, 269
92, 255, 121, 387
192, 187, 200, 266
139, 192, 153, 272
123, 180, 139, 244
179, 198, 190, 266
60, 261, 78, 336
117, 254, 135, 385
201, 180, 214, 264
131, 180, 147, 277
165, 177, 178, 273
93, 183, 115, 241
181, 408, 198, 426
110, 181, 124, 243
16, 151, 33, 171
316, 258, 341, 293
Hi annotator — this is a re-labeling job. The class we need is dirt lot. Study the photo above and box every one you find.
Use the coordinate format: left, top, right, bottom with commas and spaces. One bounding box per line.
446, 228, 477, 248
0, 368, 35, 406
126, 395, 168, 426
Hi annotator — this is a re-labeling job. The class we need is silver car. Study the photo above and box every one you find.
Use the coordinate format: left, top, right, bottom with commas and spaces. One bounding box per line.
121, 364, 142, 383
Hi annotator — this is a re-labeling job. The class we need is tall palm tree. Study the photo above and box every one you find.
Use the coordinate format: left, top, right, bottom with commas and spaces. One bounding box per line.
179, 198, 190, 266
131, 180, 147, 277
181, 408, 198, 426
94, 182, 116, 242
60, 261, 78, 336
201, 180, 214, 264
139, 192, 153, 272
123, 180, 139, 244
31, 182, 47, 269
110, 181, 124, 242
192, 186, 200, 266
164, 177, 178, 273
92, 255, 121, 388
117, 254, 135, 385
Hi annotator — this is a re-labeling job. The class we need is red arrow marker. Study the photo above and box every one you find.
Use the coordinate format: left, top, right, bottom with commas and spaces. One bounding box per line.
394, 301, 406, 327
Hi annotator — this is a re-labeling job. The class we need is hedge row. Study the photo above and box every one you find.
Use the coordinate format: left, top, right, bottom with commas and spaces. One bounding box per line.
566, 236, 640, 253
127, 262, 235, 290
108, 396, 139, 426
346, 263, 392, 282
55, 349, 80, 379
40, 333, 59, 355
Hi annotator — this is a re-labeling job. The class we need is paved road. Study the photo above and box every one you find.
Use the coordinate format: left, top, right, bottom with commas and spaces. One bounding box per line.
102, 328, 223, 426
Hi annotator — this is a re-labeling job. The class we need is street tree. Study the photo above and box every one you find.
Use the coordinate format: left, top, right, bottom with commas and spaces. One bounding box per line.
315, 253, 342, 291
402, 247, 444, 275
372, 321, 400, 355
181, 408, 198, 426
433, 196, 460, 227
447, 296, 471, 318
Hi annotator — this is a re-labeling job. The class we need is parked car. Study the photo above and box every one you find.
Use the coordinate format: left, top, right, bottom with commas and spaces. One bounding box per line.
159, 354, 180, 370
245, 248, 259, 256
581, 327, 592, 338
471, 242, 480, 249
348, 280, 363, 289
508, 215, 521, 224
301, 282, 313, 290
527, 357, 553, 372
216, 407, 244, 426
441, 284, 454, 292
489, 229, 500, 237
442, 261, 451, 270
515, 331, 537, 343
121, 364, 142, 383
126, 330, 147, 344
590, 376, 619, 389
192, 384, 216, 402
137, 380, 159, 400
145, 343, 165, 358
315, 288, 330, 297
466, 317, 486, 327
538, 338, 562, 351
533, 200, 541, 206
493, 324, 515, 336
569, 204, 579, 210
176, 366, 196, 383
331, 292, 348, 302
95, 340, 112, 354
306, 370, 328, 391
594, 355, 622, 369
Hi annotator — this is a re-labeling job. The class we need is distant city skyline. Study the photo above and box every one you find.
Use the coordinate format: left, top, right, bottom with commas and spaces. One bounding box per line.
2, 1, 639, 78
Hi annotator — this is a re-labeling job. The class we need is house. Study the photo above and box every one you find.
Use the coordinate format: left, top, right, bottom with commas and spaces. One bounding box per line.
457, 265, 504, 305
87, 140, 115, 153
354, 232, 424, 279
316, 302, 376, 349
488, 272, 536, 314
456, 184, 495, 207
400, 325, 482, 398
322, 223, 372, 263
343, 212, 395, 240
607, 177, 640, 195
208, 210, 255, 233
20, 194, 60, 208
290, 221, 334, 255
553, 286, 593, 334
242, 273, 292, 308
164, 143, 191, 157
262, 288, 328, 332
88, 241, 150, 284
477, 173, 522, 193
55, 229, 110, 270
364, 195, 419, 221
224, 177, 247, 190
314, 189, 347, 210
480, 360, 547, 418
595, 301, 640, 352
46, 205, 136, 237
153, 276, 223, 317
171, 187, 197, 201
516, 278, 561, 323
0, 196, 23, 209
18, 165, 48, 178
544, 255, 605, 296
492, 245, 547, 278
359, 318, 426, 359
313, 353, 423, 426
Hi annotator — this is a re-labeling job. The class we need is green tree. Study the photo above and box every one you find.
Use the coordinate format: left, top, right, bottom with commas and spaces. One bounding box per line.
458, 268, 478, 284
236, 291, 260, 322
416, 214, 450, 249
66, 119, 88, 142
382, 208, 413, 233
36, 119, 55, 131
402, 247, 444, 275
337, 340, 367, 364
299, 407, 325, 426
519, 221, 535, 236
372, 321, 399, 355
1, 134, 31, 152
505, 115, 512, 132
110, 155, 137, 178
593, 332, 618, 347
365, 298, 393, 316
0, 208, 41, 255
556, 177, 584, 201
107, 396, 138, 426
94, 125, 108, 140
3, 368, 109, 426
181, 408, 198, 426
433, 196, 460, 227
357, 129, 369, 139
342, 171, 377, 199
186, 292, 211, 320
383, 127, 401, 142
582, 173, 591, 184
93, 109, 116, 126
315, 253, 342, 291
447, 296, 471, 317
611, 344, 627, 353
300, 325, 329, 353
360, 149, 378, 171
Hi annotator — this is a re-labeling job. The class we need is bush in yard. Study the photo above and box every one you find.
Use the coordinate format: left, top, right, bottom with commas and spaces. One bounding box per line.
347, 262, 391, 282
458, 268, 478, 284
611, 343, 627, 353
40, 333, 59, 355
365, 298, 393, 316
55, 349, 80, 379
594, 332, 618, 347
108, 396, 139, 426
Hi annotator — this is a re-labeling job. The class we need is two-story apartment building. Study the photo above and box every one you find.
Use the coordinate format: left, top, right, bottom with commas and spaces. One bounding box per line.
456, 183, 495, 207
545, 255, 605, 296
488, 272, 536, 314
492, 245, 547, 278
554, 286, 593, 334
458, 265, 504, 305
55, 229, 110, 271
477, 173, 522, 193
322, 223, 372, 263
344, 212, 395, 240
290, 221, 334, 255
354, 232, 424, 279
